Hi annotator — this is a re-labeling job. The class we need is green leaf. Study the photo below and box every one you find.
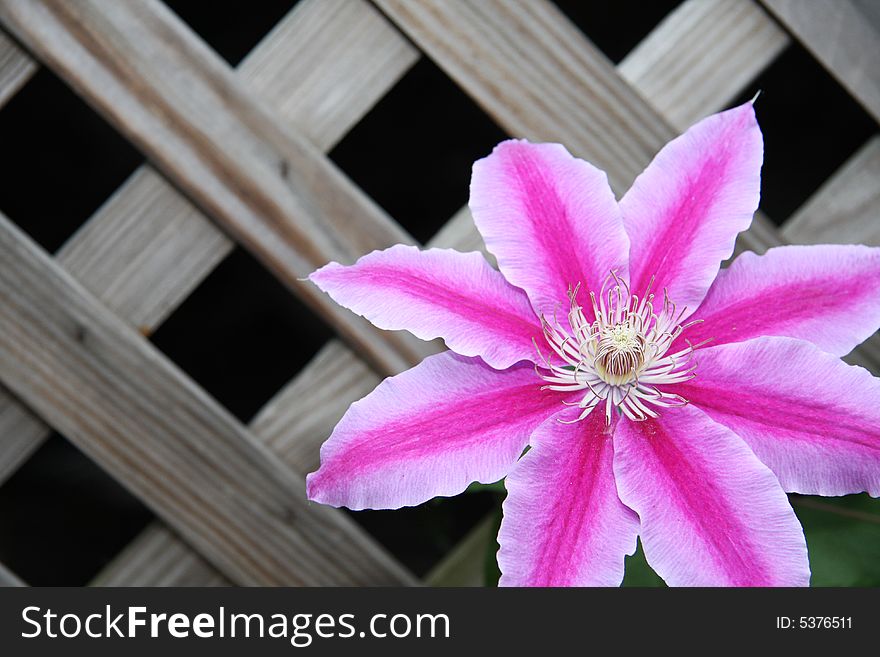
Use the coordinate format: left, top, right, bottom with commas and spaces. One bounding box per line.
464, 479, 507, 495
793, 493, 880, 586
622, 538, 665, 587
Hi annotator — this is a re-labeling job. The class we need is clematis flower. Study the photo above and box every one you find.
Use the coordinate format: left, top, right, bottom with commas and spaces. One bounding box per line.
305, 101, 880, 586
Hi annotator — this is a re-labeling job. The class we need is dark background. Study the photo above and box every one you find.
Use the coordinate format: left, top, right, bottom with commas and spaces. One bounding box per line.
0, 0, 876, 585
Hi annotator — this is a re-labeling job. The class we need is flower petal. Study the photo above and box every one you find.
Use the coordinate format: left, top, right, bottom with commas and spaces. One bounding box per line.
310, 245, 541, 369
677, 337, 880, 497
497, 412, 639, 587
613, 404, 810, 586
680, 245, 880, 356
307, 352, 561, 510
622, 102, 763, 313
469, 139, 629, 321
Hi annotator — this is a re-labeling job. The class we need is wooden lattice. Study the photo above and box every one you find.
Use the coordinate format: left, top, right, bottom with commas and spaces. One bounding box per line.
0, 0, 877, 587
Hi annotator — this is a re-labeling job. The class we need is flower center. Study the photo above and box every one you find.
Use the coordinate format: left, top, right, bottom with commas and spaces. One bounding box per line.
595, 322, 646, 386
536, 273, 706, 425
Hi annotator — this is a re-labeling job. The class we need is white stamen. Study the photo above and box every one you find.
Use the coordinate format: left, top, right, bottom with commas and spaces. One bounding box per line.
538, 274, 705, 425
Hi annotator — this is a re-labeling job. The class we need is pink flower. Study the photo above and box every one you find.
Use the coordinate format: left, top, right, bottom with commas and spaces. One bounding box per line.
306, 102, 880, 586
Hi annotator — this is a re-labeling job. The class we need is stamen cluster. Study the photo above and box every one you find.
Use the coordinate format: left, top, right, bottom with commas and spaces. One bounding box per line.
537, 274, 704, 424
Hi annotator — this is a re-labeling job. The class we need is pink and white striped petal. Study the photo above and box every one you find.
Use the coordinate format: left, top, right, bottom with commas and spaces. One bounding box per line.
307, 352, 562, 510
498, 412, 639, 587
623, 102, 763, 315
469, 140, 629, 323
310, 245, 541, 369
680, 245, 880, 356
613, 404, 810, 587
677, 337, 880, 497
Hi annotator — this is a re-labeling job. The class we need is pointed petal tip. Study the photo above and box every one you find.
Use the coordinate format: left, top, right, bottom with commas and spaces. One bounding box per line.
304, 470, 325, 504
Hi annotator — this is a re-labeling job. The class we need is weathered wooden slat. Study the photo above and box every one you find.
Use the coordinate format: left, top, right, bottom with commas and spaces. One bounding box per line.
761, 0, 880, 123
94, 202, 475, 586
95, 342, 378, 586
0, 0, 420, 488
0, 29, 35, 108
0, 393, 49, 484
0, 0, 422, 586
58, 168, 233, 332
0, 213, 415, 586
238, 0, 417, 152
91, 524, 229, 587
0, 0, 427, 375
378, 0, 670, 195
619, 0, 789, 131
782, 135, 880, 246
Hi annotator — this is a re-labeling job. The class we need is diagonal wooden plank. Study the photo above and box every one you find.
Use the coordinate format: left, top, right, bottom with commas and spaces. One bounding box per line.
761, 0, 880, 124
379, 0, 671, 195
94, 212, 476, 585
91, 523, 229, 587
0, 0, 428, 375
0, 213, 415, 586
0, 0, 419, 488
619, 0, 789, 132
0, 28, 35, 108
782, 135, 880, 246
95, 341, 382, 586
238, 0, 417, 152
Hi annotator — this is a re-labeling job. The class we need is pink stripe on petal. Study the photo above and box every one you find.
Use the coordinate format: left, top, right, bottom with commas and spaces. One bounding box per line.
623, 102, 763, 315
498, 412, 639, 587
613, 405, 810, 587
307, 352, 562, 510
311, 246, 541, 369
470, 140, 628, 323
680, 245, 880, 356
678, 337, 880, 497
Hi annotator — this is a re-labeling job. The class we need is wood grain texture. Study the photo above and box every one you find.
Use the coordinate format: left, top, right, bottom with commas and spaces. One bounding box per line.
377, 0, 670, 195
0, 392, 50, 483
762, 0, 880, 123
92, 524, 229, 587
0, 0, 428, 375
58, 167, 233, 331
619, 0, 788, 131
0, 213, 415, 586
93, 187, 484, 586
782, 136, 880, 246
0, 29, 35, 108
0, 0, 422, 586
238, 0, 418, 152
0, 0, 421, 488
